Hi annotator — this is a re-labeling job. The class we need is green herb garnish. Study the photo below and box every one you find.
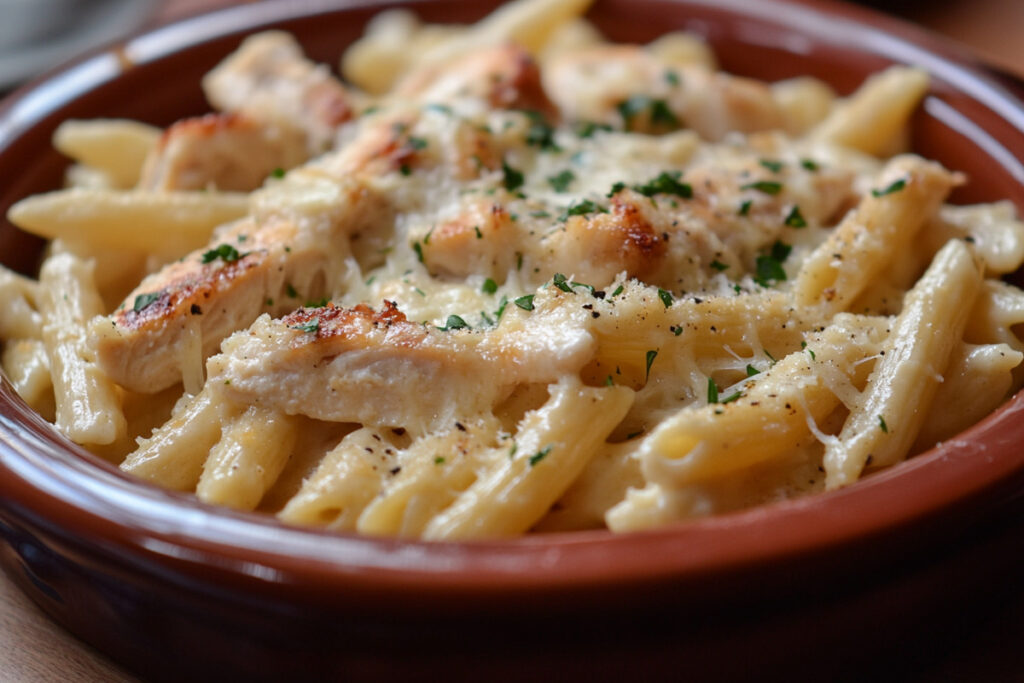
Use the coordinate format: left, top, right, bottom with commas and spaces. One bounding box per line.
576, 121, 613, 138
645, 349, 658, 380
514, 294, 535, 311
784, 205, 807, 228
563, 199, 606, 219
658, 289, 674, 308
523, 110, 558, 151
439, 314, 469, 331
482, 278, 498, 294
133, 292, 160, 312
617, 95, 679, 130
634, 171, 693, 199
707, 377, 719, 403
502, 160, 524, 191
741, 181, 783, 195
547, 169, 575, 192
871, 178, 907, 197
529, 445, 553, 467
201, 243, 243, 264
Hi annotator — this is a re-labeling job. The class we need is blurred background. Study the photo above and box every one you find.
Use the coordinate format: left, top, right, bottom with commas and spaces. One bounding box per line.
0, 0, 1021, 93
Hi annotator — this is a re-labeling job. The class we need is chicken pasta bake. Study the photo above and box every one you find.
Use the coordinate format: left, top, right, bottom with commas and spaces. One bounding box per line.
3, 0, 1024, 539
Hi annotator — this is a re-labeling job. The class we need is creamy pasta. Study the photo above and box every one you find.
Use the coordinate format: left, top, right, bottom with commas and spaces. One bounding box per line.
3, 0, 1024, 539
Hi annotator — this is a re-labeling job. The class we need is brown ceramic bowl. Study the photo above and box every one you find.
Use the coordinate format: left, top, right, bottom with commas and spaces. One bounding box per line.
2, 1, 1024, 681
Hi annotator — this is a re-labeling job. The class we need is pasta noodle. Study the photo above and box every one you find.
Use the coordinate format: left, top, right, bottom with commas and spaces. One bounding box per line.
3, 0, 1023, 539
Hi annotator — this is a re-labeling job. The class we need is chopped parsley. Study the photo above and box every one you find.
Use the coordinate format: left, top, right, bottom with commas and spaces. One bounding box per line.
270, 167, 285, 179
547, 169, 575, 192
516, 251, 524, 271
611, 284, 624, 297
784, 205, 807, 228
406, 136, 428, 150
562, 199, 606, 219
514, 294, 535, 311
412, 241, 424, 263
746, 364, 760, 377
285, 283, 298, 298
523, 110, 558, 151
770, 240, 793, 262
741, 180, 783, 195
658, 288, 674, 308
801, 341, 816, 360
645, 349, 658, 381
754, 240, 792, 287
738, 199, 753, 216
605, 375, 614, 386
502, 160, 524, 191
710, 259, 729, 272
871, 178, 907, 197
434, 456, 446, 465
800, 159, 819, 171
878, 415, 888, 433
759, 159, 784, 173
529, 445, 553, 467
576, 121, 613, 138
707, 377, 719, 404
474, 226, 483, 239
201, 243, 244, 264
482, 278, 498, 294
494, 295, 509, 319
291, 319, 319, 334
552, 273, 573, 293
634, 171, 693, 199
721, 391, 742, 404
304, 297, 328, 308
607, 181, 627, 197
439, 314, 469, 331
132, 292, 160, 312
617, 95, 679, 130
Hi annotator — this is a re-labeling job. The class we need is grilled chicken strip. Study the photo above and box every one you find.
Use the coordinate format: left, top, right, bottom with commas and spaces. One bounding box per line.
207, 295, 595, 434
138, 113, 308, 192
89, 173, 392, 393
202, 31, 359, 154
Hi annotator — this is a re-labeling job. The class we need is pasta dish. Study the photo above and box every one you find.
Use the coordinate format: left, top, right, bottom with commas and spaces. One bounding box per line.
3, 0, 1024, 539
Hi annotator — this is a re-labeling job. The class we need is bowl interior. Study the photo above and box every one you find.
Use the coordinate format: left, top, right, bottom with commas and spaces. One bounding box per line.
1, 0, 1024, 593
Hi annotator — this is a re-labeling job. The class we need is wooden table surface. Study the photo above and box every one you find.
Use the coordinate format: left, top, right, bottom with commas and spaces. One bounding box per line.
1, 1, 1022, 681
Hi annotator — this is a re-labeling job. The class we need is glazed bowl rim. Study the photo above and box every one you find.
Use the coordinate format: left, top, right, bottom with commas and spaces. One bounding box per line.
1, 0, 1024, 597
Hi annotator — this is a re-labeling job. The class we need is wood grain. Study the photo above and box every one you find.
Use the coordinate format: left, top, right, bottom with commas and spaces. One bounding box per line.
0, 570, 137, 682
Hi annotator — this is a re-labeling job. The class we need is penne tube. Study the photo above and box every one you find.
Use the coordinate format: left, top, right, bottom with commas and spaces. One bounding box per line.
8, 188, 249, 258
824, 239, 983, 488
39, 253, 126, 445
